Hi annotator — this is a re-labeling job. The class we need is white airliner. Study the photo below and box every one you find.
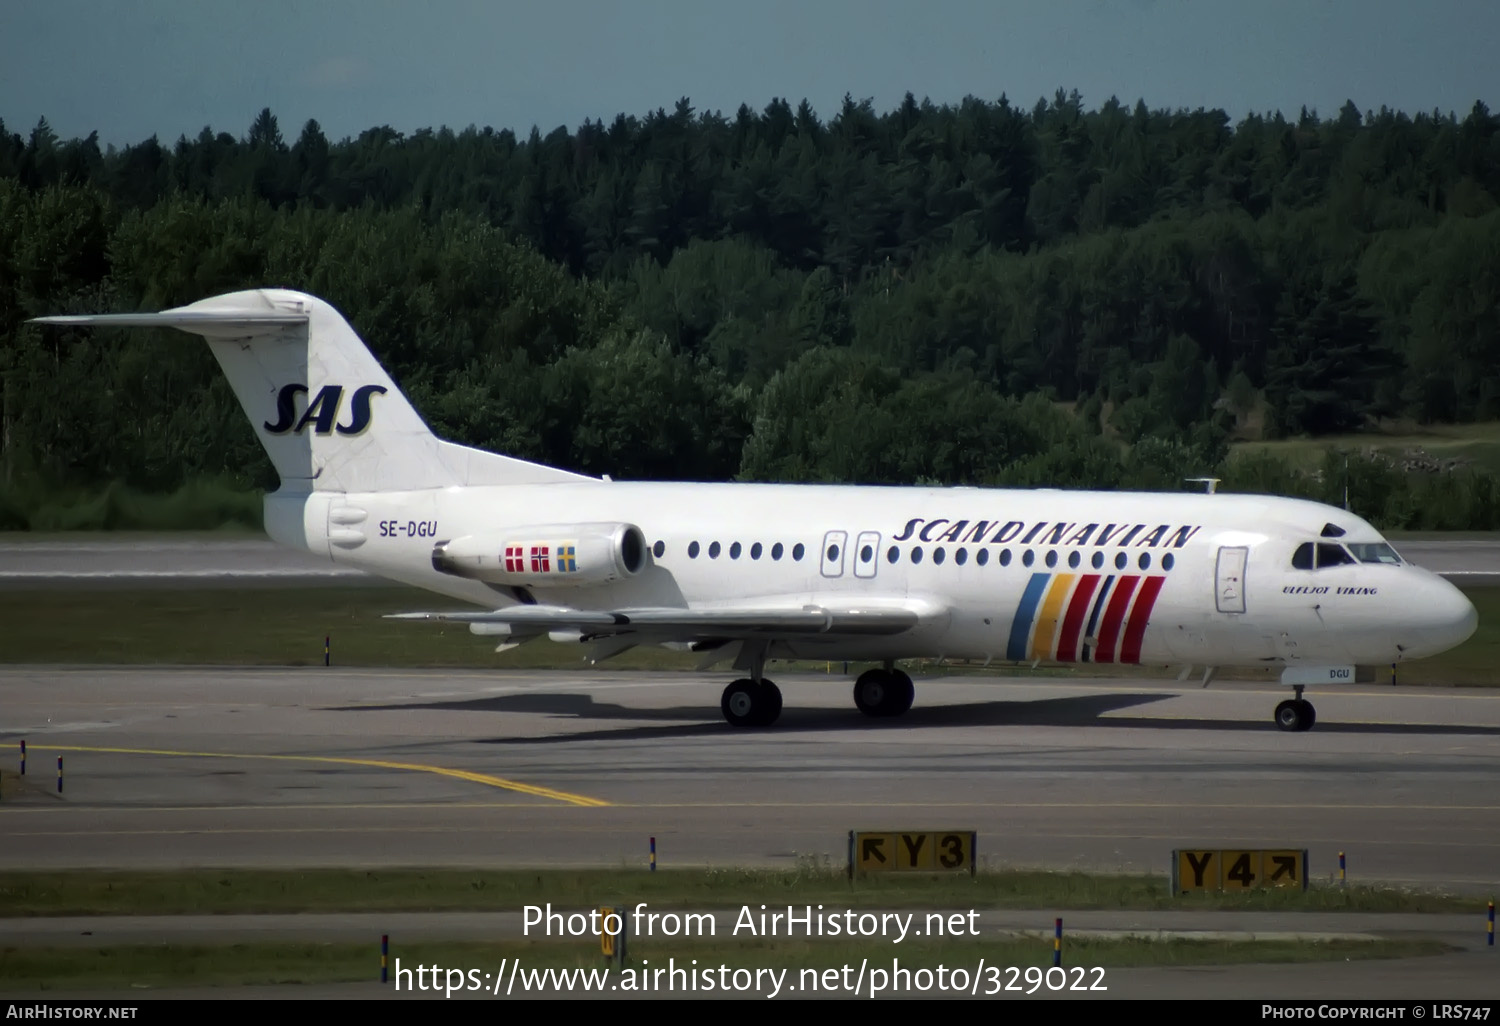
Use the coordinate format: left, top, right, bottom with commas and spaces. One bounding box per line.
33, 289, 1478, 732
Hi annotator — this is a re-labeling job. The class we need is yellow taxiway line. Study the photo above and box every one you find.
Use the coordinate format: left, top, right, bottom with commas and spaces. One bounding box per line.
23, 744, 609, 808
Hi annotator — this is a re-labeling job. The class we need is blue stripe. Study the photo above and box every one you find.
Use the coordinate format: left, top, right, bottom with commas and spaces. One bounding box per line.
1007, 573, 1052, 661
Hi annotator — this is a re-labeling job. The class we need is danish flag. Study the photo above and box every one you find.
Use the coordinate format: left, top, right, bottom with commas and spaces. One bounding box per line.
530, 545, 550, 573
504, 545, 524, 573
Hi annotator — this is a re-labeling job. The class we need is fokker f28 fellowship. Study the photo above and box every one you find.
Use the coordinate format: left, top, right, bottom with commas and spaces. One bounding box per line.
34, 289, 1479, 731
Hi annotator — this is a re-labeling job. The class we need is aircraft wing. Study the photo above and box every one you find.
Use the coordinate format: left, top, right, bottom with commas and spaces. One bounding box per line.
386, 599, 936, 641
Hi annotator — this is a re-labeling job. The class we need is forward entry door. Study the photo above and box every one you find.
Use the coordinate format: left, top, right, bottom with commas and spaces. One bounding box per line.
1215, 546, 1248, 613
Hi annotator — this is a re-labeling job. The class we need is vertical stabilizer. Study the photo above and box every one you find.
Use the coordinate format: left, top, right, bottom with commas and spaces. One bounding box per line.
32, 288, 591, 493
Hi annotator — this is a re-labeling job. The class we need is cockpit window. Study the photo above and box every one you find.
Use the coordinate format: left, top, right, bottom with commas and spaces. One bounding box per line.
1291, 543, 1314, 570
1315, 543, 1355, 568
1293, 541, 1367, 569
1347, 542, 1402, 565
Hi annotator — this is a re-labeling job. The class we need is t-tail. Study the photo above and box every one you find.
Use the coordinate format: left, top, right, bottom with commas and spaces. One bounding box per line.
30, 287, 589, 523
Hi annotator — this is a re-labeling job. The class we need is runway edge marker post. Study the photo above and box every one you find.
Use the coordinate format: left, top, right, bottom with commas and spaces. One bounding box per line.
1488, 900, 1494, 947
20, 739, 25, 776
1338, 851, 1346, 886
56, 756, 62, 794
381, 934, 389, 983
650, 836, 656, 871
1054, 918, 1062, 967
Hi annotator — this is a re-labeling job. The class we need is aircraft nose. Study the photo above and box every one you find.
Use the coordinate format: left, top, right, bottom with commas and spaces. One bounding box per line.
1412, 575, 1478, 654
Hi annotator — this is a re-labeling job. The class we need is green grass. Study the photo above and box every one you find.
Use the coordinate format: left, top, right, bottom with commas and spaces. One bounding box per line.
0, 585, 1497, 683
0, 936, 1455, 992
1231, 422, 1500, 478
0, 868, 1479, 917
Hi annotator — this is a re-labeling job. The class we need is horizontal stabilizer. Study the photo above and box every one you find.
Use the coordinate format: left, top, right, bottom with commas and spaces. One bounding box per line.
29, 310, 307, 339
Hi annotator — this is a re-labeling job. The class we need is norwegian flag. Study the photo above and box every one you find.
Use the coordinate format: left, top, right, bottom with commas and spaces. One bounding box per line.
530, 545, 550, 573
504, 545, 524, 573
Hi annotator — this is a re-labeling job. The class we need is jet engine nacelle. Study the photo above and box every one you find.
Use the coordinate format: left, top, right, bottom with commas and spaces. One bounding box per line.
431, 522, 648, 587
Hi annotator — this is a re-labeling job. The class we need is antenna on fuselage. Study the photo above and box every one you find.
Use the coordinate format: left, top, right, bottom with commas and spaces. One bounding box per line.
1185, 477, 1220, 494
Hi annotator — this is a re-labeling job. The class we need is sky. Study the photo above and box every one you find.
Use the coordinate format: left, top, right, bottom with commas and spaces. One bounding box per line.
2, 0, 1496, 147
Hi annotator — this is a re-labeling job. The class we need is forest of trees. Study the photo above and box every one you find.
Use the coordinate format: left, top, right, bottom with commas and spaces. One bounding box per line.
1, 90, 1498, 529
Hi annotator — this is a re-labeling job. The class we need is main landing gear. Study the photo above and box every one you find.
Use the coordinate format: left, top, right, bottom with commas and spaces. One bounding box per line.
721, 678, 783, 727
1273, 685, 1317, 732
853, 667, 915, 718
717, 662, 916, 728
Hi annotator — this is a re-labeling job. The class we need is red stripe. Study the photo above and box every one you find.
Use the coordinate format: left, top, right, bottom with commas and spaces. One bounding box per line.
1054, 574, 1100, 662
1093, 576, 1139, 664
1120, 576, 1166, 665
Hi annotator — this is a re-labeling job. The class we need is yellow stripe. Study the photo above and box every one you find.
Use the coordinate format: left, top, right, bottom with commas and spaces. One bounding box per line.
1029, 573, 1076, 660
27, 745, 608, 807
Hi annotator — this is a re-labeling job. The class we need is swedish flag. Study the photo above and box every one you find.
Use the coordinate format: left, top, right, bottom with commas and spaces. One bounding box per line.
558, 545, 577, 572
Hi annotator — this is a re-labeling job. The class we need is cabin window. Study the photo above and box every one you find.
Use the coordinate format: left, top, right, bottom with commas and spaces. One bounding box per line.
730, 542, 742, 559
976, 549, 990, 566
1316, 542, 1355, 568
772, 542, 784, 560
688, 541, 700, 558
751, 542, 762, 560
1115, 552, 1127, 570
933, 547, 946, 565
708, 541, 721, 559
1162, 553, 1175, 571
887, 545, 899, 563
1291, 543, 1314, 570
1091, 551, 1103, 569
792, 543, 805, 561
998, 548, 1010, 566
1022, 549, 1034, 567
860, 544, 873, 563
1139, 552, 1152, 570
1044, 550, 1057, 568
911, 546, 924, 564
826, 543, 839, 563
1068, 551, 1080, 569
955, 548, 968, 566
1348, 542, 1401, 565
653, 540, 665, 558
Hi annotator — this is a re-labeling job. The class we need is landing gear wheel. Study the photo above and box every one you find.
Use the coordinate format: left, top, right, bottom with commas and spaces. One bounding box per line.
721, 678, 782, 727
1274, 699, 1314, 732
854, 669, 912, 717
853, 669, 891, 717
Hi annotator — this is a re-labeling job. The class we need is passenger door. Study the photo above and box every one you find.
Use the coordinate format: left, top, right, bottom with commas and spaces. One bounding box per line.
1215, 546, 1248, 614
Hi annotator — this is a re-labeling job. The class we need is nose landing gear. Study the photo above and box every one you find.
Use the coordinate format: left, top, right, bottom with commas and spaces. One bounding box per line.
1273, 685, 1317, 732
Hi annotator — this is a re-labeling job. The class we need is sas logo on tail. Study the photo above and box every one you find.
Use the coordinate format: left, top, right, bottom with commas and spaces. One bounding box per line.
264, 384, 387, 436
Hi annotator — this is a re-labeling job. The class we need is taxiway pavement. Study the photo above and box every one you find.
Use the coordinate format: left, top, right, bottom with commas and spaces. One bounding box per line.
2, 666, 1497, 1000
1, 668, 1496, 890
